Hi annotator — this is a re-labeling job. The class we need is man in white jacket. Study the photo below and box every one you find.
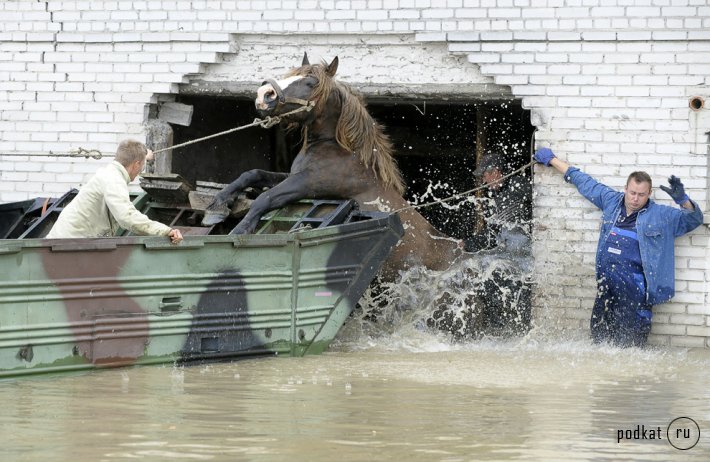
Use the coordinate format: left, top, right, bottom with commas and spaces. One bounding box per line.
47, 139, 183, 244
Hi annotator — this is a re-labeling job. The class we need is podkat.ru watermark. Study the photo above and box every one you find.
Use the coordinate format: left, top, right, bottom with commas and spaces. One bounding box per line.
616, 417, 700, 450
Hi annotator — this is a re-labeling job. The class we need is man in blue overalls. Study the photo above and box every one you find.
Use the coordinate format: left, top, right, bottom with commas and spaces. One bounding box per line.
534, 148, 703, 347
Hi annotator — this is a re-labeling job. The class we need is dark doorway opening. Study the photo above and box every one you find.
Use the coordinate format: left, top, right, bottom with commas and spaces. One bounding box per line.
368, 101, 535, 242
170, 96, 276, 186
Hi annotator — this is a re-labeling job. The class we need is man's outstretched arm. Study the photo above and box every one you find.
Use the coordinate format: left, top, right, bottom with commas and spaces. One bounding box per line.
533, 148, 620, 211
534, 147, 569, 175
549, 157, 570, 175
660, 175, 695, 210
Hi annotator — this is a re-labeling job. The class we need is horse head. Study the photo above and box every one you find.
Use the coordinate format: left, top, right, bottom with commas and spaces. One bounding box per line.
254, 53, 338, 125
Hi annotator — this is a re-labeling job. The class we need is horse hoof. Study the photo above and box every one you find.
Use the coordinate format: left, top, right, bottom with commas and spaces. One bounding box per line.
202, 209, 228, 226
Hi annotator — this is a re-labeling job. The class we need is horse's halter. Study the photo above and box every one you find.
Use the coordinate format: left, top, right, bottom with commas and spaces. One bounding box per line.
262, 78, 316, 110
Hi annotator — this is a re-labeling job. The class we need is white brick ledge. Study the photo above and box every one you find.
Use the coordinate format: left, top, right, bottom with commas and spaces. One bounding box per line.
420, 30, 710, 43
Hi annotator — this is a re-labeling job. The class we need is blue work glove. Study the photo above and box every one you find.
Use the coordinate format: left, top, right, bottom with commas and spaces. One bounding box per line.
659, 175, 689, 205
533, 148, 555, 166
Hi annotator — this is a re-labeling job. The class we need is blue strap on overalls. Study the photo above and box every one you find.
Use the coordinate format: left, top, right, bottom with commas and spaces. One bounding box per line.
591, 217, 653, 347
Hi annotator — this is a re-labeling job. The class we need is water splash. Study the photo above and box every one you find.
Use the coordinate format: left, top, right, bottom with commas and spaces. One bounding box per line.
337, 253, 535, 350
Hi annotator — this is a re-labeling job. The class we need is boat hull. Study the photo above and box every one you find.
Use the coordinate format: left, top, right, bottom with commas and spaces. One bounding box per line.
0, 213, 403, 378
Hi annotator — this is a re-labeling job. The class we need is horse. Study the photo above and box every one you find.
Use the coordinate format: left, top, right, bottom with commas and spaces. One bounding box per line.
202, 54, 466, 281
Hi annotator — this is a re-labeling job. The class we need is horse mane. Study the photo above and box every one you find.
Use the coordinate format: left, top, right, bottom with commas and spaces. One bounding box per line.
287, 64, 405, 194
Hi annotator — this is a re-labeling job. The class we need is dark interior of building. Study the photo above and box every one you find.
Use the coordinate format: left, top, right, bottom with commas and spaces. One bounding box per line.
171, 95, 535, 243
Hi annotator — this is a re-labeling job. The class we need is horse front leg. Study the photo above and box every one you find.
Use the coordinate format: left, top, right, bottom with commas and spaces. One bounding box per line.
202, 170, 289, 225
230, 173, 310, 234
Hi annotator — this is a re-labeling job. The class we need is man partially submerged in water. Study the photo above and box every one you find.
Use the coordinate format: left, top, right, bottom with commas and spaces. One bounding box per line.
534, 148, 703, 347
466, 152, 534, 335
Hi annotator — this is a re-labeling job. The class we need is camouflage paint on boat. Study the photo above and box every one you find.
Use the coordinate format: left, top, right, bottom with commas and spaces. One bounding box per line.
0, 212, 403, 379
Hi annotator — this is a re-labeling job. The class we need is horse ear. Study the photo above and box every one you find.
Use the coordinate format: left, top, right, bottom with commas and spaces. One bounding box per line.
326, 56, 339, 77
302, 52, 310, 66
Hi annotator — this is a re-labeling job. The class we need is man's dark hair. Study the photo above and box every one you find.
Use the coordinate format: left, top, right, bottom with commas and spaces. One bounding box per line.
626, 171, 652, 189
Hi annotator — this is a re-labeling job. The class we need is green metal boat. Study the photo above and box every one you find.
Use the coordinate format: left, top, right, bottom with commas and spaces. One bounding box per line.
0, 192, 403, 379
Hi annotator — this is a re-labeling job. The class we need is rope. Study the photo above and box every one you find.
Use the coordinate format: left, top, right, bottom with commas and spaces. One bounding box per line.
0, 147, 106, 159
151, 105, 312, 154
0, 105, 313, 160
395, 131, 539, 214
393, 160, 536, 214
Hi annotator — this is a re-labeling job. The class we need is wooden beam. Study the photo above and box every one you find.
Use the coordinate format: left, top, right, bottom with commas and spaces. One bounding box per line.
144, 119, 174, 175
474, 106, 489, 234
179, 80, 514, 102
158, 102, 194, 127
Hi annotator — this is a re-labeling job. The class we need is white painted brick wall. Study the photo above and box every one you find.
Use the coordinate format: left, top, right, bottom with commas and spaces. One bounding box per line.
1, 1, 709, 347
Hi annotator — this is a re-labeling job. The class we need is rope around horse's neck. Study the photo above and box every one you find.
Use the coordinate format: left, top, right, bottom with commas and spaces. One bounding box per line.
392, 160, 536, 214
0, 105, 313, 159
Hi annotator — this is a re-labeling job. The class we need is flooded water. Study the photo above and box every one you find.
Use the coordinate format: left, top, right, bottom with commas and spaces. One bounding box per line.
1, 250, 707, 461
2, 332, 709, 461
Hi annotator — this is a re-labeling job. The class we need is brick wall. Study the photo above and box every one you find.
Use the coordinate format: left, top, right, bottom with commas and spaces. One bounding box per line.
1, 1, 709, 347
